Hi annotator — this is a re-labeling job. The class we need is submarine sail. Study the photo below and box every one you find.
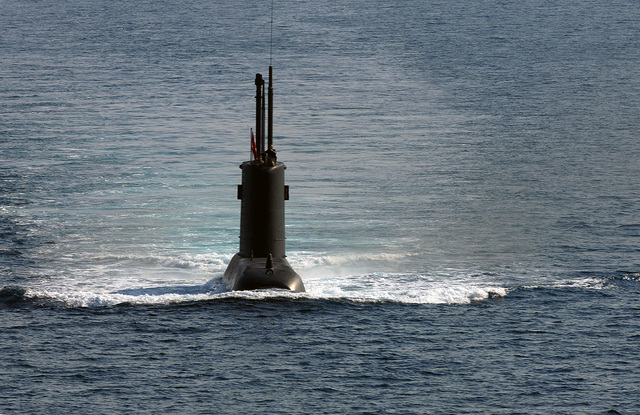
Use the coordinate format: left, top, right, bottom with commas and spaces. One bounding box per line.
222, 67, 305, 292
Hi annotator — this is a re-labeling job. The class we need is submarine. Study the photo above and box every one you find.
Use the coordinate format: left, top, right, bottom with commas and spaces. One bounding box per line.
222, 66, 305, 292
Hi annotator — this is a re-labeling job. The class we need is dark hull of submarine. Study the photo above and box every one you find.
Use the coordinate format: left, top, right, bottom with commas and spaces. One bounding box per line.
223, 67, 305, 292
223, 255, 304, 292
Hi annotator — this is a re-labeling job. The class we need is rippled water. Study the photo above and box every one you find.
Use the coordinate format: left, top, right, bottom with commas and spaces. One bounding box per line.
2, 0, 640, 413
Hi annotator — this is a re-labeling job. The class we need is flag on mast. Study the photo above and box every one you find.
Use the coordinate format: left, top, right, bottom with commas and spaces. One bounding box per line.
250, 128, 258, 160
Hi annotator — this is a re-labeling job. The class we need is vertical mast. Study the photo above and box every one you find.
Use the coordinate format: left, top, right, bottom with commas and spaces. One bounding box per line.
255, 73, 263, 157
261, 82, 266, 155
267, 66, 274, 152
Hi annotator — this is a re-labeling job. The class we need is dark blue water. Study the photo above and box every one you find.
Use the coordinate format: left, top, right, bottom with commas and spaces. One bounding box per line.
2, 0, 640, 413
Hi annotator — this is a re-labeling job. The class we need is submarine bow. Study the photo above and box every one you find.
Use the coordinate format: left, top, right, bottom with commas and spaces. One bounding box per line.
222, 67, 305, 292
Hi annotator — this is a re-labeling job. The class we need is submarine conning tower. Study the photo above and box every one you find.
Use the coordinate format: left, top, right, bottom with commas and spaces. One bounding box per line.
223, 67, 305, 292
238, 160, 286, 259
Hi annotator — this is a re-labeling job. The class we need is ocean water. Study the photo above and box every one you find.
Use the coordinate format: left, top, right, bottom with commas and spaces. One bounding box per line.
1, 0, 639, 413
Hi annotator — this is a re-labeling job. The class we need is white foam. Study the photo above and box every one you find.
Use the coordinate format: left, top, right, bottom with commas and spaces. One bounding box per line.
519, 275, 609, 291
304, 273, 508, 304
551, 276, 607, 290
26, 288, 221, 308
23, 272, 508, 308
21, 251, 512, 307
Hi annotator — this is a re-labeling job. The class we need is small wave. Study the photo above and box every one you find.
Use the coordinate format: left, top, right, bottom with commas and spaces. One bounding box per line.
616, 271, 640, 281
517, 271, 640, 293
0, 285, 28, 305
552, 271, 640, 290
0, 248, 23, 257
550, 276, 608, 290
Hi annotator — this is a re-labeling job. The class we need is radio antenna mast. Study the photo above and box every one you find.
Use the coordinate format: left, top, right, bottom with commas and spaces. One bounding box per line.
269, 0, 274, 67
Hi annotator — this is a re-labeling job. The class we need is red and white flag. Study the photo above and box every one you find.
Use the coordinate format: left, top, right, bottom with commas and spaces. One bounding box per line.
250, 128, 258, 159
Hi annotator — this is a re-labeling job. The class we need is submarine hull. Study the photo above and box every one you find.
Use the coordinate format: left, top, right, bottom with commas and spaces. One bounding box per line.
223, 253, 305, 292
